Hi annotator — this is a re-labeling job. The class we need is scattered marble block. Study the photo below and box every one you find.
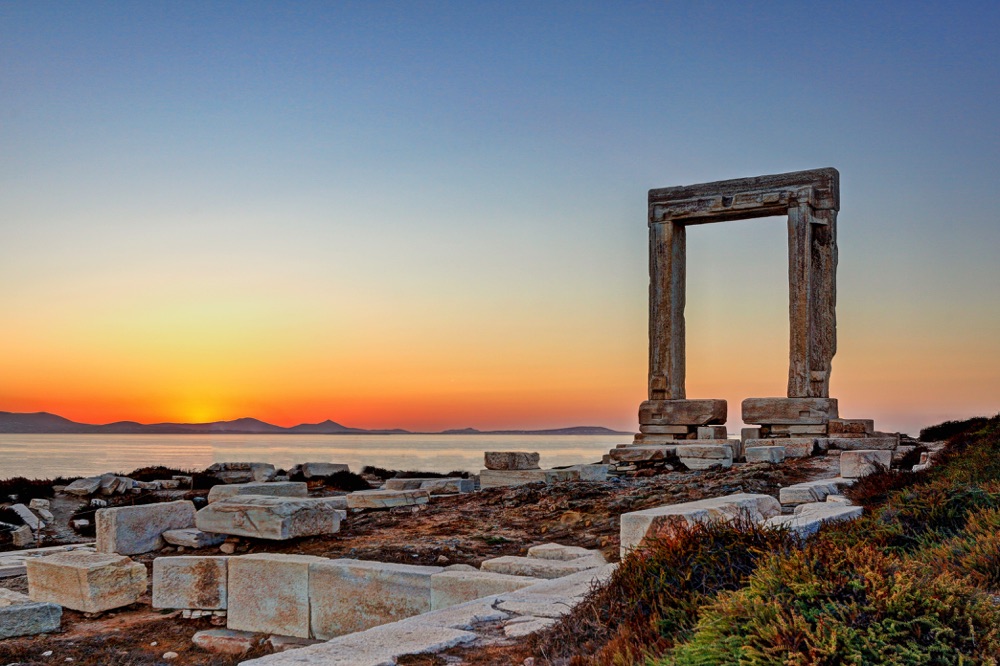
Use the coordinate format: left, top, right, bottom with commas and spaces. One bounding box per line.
0, 588, 61, 639
608, 445, 678, 463
384, 478, 475, 494
765, 502, 863, 536
548, 464, 609, 482
480, 555, 604, 580
227, 553, 326, 638
96, 500, 196, 555
207, 462, 276, 484
12, 525, 34, 547
778, 478, 854, 505
742, 397, 838, 425
744, 438, 815, 458
300, 462, 351, 478
162, 528, 226, 548
153, 556, 229, 610
697, 426, 728, 439
309, 559, 443, 640
639, 399, 727, 425
620, 493, 781, 557
746, 446, 786, 463
827, 419, 874, 435
196, 496, 345, 539
822, 436, 899, 450
63, 477, 102, 496
192, 628, 260, 655
767, 424, 829, 436
346, 489, 431, 509
841, 450, 893, 478
429, 570, 542, 610
28, 499, 50, 511
526, 543, 605, 562
11, 504, 43, 530
207, 481, 308, 504
494, 565, 617, 619
483, 452, 540, 470
26, 551, 147, 613
676, 442, 733, 470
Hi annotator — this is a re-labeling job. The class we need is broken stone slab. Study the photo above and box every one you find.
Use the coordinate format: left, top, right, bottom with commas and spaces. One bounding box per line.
383, 478, 475, 494
620, 493, 781, 557
27, 551, 147, 613
346, 489, 430, 509
63, 477, 103, 496
778, 478, 854, 505
0, 589, 61, 640
207, 481, 308, 504
196, 496, 345, 540
483, 451, 541, 470
745, 446, 786, 463
309, 559, 443, 640
494, 564, 617, 619
840, 450, 893, 478
479, 469, 548, 489
266, 635, 324, 652
765, 503, 863, 536
12, 525, 34, 547
206, 462, 276, 484
96, 499, 196, 555
429, 570, 542, 611
481, 555, 605, 580
526, 543, 606, 562
162, 527, 227, 548
744, 438, 816, 458
742, 397, 839, 425
300, 462, 350, 478
697, 425, 728, 439
552, 464, 609, 482
821, 436, 899, 450
639, 399, 727, 426
28, 499, 50, 511
676, 442, 734, 470
11, 504, 43, 531
153, 556, 229, 610
608, 445, 678, 463
239, 622, 478, 666
504, 614, 558, 638
827, 418, 874, 435
193, 628, 260, 655
227, 553, 326, 638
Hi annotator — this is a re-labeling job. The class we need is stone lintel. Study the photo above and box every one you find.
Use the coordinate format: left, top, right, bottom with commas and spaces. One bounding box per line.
649, 168, 839, 225
742, 398, 838, 425
639, 399, 726, 426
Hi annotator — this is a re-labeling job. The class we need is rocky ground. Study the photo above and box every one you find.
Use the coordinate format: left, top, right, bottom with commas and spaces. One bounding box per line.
0, 458, 825, 665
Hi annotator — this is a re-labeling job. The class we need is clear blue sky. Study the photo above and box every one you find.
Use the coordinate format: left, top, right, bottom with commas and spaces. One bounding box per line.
1, 1, 998, 434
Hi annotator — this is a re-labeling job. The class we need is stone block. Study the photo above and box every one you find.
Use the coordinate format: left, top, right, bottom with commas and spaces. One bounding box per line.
746, 446, 786, 463
742, 397, 839, 425
546, 464, 609, 482
196, 496, 345, 540
192, 628, 260, 655
483, 452, 540, 470
741, 427, 762, 441
206, 462, 276, 484
841, 450, 892, 478
28, 499, 50, 511
768, 424, 829, 436
96, 500, 196, 555
26, 551, 147, 613
0, 589, 61, 639
765, 503, 863, 536
609, 445, 678, 463
153, 556, 229, 610
822, 436, 899, 450
433, 570, 544, 611
639, 399, 726, 426
479, 469, 547, 489
480, 555, 604, 579
697, 426, 728, 439
227, 553, 325, 638
778, 478, 853, 505
526, 543, 605, 562
301, 462, 350, 478
11, 504, 42, 530
620, 493, 780, 557
309, 559, 443, 639
384, 478, 474, 494
744, 438, 815, 458
63, 477, 102, 496
346, 489, 430, 509
828, 419, 874, 435
638, 425, 692, 434
676, 442, 733, 469
162, 528, 226, 548
207, 482, 308, 504
12, 525, 34, 547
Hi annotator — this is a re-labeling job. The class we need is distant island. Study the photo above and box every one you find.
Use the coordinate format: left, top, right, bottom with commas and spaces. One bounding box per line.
0, 411, 631, 436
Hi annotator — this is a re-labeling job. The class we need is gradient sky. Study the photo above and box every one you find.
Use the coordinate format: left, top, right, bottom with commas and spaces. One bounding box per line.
1, 1, 998, 434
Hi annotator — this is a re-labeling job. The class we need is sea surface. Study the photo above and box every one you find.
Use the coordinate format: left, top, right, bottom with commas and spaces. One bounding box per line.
0, 433, 631, 480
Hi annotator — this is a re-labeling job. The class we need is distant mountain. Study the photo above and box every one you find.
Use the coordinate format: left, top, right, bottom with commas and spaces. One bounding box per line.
0, 411, 631, 436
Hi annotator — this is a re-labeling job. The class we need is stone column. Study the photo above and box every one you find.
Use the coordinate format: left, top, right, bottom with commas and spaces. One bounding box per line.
648, 219, 685, 400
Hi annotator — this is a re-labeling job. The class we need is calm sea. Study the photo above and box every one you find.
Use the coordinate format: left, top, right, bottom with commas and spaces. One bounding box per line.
0, 433, 631, 480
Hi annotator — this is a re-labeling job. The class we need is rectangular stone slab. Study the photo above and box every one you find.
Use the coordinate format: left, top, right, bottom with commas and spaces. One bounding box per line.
301, 462, 350, 478
483, 452, 540, 470
821, 436, 899, 450
609, 446, 678, 463
0, 589, 61, 639
840, 450, 893, 478
227, 553, 325, 638
745, 446, 786, 463
96, 500, 196, 555
196, 496, 344, 540
152, 556, 229, 610
207, 481, 308, 504
309, 559, 443, 639
479, 469, 548, 489
430, 570, 541, 610
765, 503, 863, 536
742, 397, 839, 425
744, 438, 816, 458
480, 555, 604, 580
162, 528, 226, 548
26, 551, 147, 613
346, 489, 430, 509
639, 399, 727, 426
384, 478, 475, 494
